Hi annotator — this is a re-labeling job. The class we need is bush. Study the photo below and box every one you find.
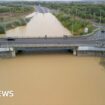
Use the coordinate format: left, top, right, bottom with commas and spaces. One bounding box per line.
100, 58, 105, 68
5, 17, 28, 31
0, 24, 5, 34
19, 18, 27, 26
55, 13, 94, 35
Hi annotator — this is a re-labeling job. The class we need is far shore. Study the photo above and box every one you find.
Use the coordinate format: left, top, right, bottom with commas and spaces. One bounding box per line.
0, 4, 34, 34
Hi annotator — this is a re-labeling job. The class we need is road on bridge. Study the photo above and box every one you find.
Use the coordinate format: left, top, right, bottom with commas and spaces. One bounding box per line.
0, 37, 105, 48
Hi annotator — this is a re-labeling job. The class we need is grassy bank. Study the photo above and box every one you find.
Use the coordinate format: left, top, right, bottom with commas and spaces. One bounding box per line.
0, 3, 34, 34
41, 2, 105, 23
0, 24, 5, 34
0, 17, 32, 34
100, 58, 105, 68
40, 2, 105, 35
55, 13, 94, 35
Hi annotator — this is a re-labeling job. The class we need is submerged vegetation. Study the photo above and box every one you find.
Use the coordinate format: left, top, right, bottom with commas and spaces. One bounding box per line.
41, 2, 105, 35
100, 58, 105, 69
0, 2, 34, 34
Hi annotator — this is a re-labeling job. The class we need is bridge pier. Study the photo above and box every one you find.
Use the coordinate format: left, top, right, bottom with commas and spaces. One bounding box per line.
11, 50, 16, 57
73, 48, 77, 56
0, 47, 16, 58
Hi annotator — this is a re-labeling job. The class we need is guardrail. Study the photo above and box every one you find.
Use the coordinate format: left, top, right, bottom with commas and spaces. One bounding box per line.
0, 27, 100, 39
0, 43, 97, 48
71, 28, 100, 38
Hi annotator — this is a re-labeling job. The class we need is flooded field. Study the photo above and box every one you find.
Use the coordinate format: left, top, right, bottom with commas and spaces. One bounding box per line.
0, 54, 105, 105
4, 12, 71, 38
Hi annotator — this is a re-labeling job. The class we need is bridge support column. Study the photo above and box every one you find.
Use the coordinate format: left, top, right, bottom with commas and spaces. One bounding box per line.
11, 50, 16, 57
73, 48, 77, 56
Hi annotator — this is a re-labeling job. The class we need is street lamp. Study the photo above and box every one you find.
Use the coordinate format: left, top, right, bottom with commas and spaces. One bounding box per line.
72, 15, 74, 35
98, 9, 102, 40
99, 9, 102, 26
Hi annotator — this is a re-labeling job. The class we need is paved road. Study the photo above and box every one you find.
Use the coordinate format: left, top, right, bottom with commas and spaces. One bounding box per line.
35, 5, 50, 13
0, 37, 105, 48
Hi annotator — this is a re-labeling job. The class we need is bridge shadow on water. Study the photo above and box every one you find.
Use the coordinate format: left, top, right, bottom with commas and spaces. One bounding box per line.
16, 48, 73, 56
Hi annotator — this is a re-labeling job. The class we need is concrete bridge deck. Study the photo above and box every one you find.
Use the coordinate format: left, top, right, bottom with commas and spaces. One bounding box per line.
0, 36, 105, 57
0, 37, 105, 48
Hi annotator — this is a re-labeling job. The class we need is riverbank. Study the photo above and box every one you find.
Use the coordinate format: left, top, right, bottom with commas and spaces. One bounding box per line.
54, 13, 94, 36
100, 58, 105, 68
4, 12, 72, 38
40, 2, 105, 36
0, 17, 33, 34
0, 4, 34, 34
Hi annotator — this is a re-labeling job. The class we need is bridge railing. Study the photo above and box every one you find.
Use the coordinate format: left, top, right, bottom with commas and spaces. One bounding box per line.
0, 28, 100, 39
71, 28, 100, 38
0, 43, 98, 48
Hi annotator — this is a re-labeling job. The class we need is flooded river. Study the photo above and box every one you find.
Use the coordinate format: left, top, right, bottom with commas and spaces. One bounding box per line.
0, 12, 105, 105
5, 12, 71, 38
0, 54, 105, 105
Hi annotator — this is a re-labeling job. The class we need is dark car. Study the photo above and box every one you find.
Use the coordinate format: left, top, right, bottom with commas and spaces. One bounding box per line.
63, 35, 68, 38
101, 30, 105, 33
6, 37, 15, 41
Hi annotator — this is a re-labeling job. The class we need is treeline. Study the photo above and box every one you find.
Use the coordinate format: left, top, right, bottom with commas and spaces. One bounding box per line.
41, 2, 105, 23
55, 13, 94, 35
0, 5, 34, 13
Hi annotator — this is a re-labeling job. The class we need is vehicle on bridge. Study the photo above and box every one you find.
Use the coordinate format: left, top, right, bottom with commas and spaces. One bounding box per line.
101, 30, 105, 33
101, 28, 105, 33
6, 37, 15, 41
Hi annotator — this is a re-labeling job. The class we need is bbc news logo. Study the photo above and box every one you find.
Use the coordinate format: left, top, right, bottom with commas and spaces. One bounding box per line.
0, 90, 14, 97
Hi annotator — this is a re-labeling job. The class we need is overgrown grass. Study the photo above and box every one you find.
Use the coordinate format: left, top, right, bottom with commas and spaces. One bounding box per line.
0, 17, 31, 34
55, 13, 94, 35
100, 58, 105, 68
0, 24, 5, 34
41, 2, 105, 35
0, 3, 34, 34
0, 5, 34, 14
41, 2, 105, 23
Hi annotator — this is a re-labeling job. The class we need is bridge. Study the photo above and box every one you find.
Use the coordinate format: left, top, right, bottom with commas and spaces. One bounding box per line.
0, 34, 105, 57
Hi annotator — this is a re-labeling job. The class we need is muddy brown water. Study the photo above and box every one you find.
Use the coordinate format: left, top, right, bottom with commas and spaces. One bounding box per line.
4, 12, 71, 38
0, 54, 105, 105
0, 13, 105, 105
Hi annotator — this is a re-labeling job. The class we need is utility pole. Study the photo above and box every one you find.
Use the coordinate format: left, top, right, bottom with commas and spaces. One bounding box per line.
99, 10, 102, 27
93, 12, 96, 22
76, 8, 78, 16
72, 15, 74, 35
99, 10, 102, 31
98, 9, 102, 40
99, 9, 102, 35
